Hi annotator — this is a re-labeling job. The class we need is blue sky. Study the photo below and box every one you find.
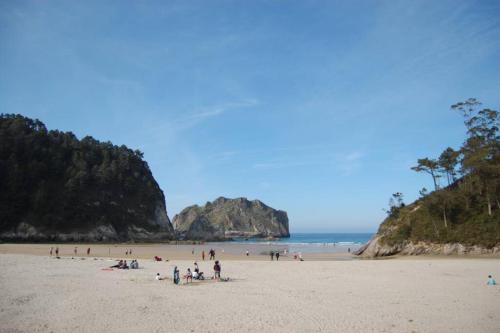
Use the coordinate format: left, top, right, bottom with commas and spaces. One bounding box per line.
1, 0, 499, 232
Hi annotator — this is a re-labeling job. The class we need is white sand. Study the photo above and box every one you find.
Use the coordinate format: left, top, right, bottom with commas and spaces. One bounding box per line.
1, 254, 499, 333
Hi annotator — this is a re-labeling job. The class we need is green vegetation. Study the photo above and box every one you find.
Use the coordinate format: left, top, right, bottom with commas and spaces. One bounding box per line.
380, 99, 499, 247
0, 114, 172, 240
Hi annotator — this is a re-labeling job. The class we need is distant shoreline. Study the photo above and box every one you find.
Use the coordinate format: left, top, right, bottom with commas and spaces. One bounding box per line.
0, 242, 359, 261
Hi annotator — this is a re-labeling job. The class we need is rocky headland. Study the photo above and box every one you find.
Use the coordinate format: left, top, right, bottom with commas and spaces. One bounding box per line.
0, 114, 175, 242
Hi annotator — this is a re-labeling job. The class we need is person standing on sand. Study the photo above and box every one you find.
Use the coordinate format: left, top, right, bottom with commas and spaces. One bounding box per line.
74, 247, 77, 256
276, 251, 280, 261
50, 247, 53, 256
173, 266, 180, 284
55, 247, 59, 256
214, 260, 221, 280
202, 250, 205, 261
270, 251, 274, 261
129, 249, 132, 255
246, 250, 249, 256
210, 249, 215, 260
87, 247, 90, 256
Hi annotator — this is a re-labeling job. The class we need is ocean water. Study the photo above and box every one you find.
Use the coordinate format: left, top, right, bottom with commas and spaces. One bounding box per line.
230, 232, 373, 253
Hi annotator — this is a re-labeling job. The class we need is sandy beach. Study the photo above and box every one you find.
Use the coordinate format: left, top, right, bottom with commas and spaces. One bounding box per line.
1, 249, 499, 333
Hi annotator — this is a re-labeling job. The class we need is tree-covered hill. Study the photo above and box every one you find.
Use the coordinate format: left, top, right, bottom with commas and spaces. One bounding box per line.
0, 114, 174, 242
357, 99, 500, 257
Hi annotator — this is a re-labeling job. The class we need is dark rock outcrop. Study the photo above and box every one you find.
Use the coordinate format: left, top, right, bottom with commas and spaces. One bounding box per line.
173, 197, 289, 241
0, 114, 174, 242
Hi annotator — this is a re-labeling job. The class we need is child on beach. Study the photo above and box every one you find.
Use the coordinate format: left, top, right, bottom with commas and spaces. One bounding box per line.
487, 275, 496, 285
214, 261, 221, 280
185, 268, 193, 283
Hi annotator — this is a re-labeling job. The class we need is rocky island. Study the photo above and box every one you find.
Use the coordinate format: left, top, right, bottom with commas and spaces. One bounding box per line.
0, 114, 175, 242
173, 197, 290, 241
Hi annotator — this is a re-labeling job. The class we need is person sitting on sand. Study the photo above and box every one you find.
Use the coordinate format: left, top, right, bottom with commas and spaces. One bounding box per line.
156, 273, 164, 280
487, 275, 497, 285
110, 260, 123, 268
154, 256, 162, 261
130, 260, 139, 269
193, 263, 204, 280
173, 266, 180, 285
214, 260, 221, 280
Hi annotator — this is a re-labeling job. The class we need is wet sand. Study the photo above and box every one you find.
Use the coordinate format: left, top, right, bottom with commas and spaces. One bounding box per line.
0, 243, 357, 261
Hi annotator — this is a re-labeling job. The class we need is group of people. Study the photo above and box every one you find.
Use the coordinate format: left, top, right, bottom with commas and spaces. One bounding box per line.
49, 247, 59, 257
49, 246, 93, 257
161, 260, 222, 284
269, 251, 281, 261
110, 259, 139, 269
183, 262, 206, 283
200, 248, 217, 261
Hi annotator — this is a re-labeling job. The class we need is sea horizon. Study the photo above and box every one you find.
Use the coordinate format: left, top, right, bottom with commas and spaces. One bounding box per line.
229, 232, 373, 253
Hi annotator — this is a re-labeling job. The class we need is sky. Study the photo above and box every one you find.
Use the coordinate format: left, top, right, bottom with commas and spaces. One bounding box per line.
1, 0, 500, 233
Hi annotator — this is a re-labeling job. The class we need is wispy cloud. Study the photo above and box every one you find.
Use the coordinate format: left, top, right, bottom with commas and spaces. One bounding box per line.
253, 160, 316, 170
184, 99, 259, 122
251, 150, 365, 174
337, 151, 364, 176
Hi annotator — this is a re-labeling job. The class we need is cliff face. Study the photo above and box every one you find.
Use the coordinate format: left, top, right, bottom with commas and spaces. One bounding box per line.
173, 197, 290, 241
0, 114, 174, 242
